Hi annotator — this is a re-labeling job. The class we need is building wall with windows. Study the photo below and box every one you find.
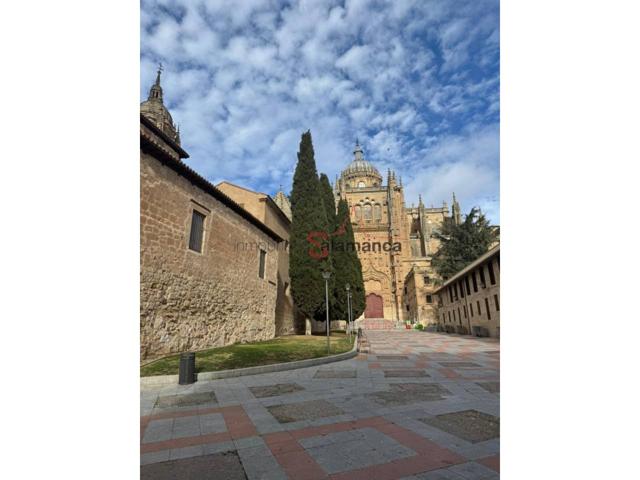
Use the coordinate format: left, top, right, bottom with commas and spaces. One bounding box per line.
434, 245, 500, 338
216, 181, 301, 336
140, 114, 284, 361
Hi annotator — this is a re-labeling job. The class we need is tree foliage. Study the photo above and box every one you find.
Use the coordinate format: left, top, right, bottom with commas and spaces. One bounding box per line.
289, 131, 332, 321
432, 207, 499, 279
331, 199, 366, 321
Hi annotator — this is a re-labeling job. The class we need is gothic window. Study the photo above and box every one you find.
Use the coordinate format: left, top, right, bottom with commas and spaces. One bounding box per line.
364, 204, 372, 220
358, 181, 366, 188
354, 205, 362, 220
374, 204, 381, 221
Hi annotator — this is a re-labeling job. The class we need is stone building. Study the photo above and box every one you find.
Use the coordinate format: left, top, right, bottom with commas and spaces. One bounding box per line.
140, 70, 287, 361
335, 141, 460, 324
434, 245, 500, 337
216, 181, 301, 336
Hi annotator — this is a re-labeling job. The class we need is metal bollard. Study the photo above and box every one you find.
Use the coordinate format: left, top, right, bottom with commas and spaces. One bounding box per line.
178, 352, 196, 385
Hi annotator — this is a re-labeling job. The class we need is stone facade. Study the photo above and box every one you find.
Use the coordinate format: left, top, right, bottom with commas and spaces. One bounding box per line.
335, 142, 457, 322
434, 245, 500, 337
216, 181, 301, 336
403, 268, 437, 325
140, 76, 286, 362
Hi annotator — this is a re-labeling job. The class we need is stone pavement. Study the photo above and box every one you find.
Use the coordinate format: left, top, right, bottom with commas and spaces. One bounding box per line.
140, 331, 500, 479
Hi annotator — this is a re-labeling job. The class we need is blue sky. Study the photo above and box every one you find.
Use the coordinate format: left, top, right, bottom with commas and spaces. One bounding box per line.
141, 0, 500, 223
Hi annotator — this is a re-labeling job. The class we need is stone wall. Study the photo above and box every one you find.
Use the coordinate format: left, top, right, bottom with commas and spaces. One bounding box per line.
216, 182, 300, 336
140, 151, 281, 361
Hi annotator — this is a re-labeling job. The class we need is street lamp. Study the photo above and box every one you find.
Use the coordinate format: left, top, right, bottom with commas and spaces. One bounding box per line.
345, 283, 351, 341
322, 271, 332, 353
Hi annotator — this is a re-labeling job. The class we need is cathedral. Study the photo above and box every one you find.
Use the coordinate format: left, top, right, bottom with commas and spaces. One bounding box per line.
335, 141, 461, 324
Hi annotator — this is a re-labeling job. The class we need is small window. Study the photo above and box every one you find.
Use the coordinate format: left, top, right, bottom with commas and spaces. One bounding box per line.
449, 286, 453, 303
485, 297, 491, 320
423, 275, 430, 284
426, 294, 433, 304
465, 277, 471, 295
188, 210, 205, 252
463, 305, 467, 318
488, 261, 496, 285
472, 272, 478, 292
448, 311, 451, 323
479, 267, 487, 288
494, 294, 500, 311
458, 307, 461, 324
404, 285, 407, 294
459, 281, 465, 298
258, 249, 267, 279
477, 300, 481, 316
470, 303, 474, 317
406, 304, 410, 311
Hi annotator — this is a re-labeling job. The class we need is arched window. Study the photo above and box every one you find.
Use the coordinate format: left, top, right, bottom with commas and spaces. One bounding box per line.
354, 205, 362, 220
374, 204, 381, 221
364, 204, 372, 220
358, 181, 366, 188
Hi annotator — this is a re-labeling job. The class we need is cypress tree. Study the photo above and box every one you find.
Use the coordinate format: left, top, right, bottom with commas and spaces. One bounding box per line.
318, 173, 338, 313
319, 173, 337, 233
332, 198, 365, 321
290, 131, 332, 321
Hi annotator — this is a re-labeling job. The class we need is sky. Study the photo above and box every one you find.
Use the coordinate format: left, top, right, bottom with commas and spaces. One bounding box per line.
141, 0, 500, 224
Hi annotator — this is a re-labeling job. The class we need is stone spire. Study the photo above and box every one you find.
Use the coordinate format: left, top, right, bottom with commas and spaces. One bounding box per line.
148, 64, 163, 101
353, 138, 364, 161
451, 192, 462, 225
140, 64, 180, 145
273, 189, 292, 221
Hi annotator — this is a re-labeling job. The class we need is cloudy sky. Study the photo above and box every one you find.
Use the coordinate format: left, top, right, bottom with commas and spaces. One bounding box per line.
141, 0, 500, 223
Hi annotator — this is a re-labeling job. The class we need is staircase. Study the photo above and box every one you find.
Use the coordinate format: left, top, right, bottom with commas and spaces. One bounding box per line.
361, 318, 397, 330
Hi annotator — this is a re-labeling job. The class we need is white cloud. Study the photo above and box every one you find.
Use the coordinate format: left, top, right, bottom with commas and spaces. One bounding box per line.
140, 0, 500, 223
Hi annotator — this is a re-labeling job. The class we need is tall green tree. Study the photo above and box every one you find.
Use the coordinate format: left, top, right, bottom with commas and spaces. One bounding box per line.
432, 207, 499, 279
319, 173, 337, 233
331, 199, 366, 320
290, 131, 332, 321
318, 173, 338, 312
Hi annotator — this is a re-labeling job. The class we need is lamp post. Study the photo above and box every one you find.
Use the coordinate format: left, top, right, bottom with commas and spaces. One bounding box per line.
345, 283, 351, 341
322, 271, 332, 353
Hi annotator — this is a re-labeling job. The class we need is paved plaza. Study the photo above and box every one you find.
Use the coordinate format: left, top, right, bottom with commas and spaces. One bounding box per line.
140, 331, 500, 479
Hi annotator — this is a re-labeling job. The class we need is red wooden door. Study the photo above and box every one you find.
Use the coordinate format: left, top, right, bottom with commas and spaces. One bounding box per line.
365, 293, 383, 318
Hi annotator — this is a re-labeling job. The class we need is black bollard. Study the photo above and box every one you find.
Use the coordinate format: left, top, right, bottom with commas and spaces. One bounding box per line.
178, 352, 196, 385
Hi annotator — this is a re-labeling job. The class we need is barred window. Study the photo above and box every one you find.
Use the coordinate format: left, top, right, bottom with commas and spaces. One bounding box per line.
188, 210, 205, 253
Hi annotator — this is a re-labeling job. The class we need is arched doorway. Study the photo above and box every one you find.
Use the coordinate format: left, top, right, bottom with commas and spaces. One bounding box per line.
365, 293, 384, 318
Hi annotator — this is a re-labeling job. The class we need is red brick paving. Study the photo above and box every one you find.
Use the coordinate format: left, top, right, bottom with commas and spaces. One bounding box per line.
477, 454, 500, 472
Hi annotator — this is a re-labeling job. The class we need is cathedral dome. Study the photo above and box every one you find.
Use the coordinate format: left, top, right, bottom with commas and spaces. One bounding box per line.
340, 141, 382, 183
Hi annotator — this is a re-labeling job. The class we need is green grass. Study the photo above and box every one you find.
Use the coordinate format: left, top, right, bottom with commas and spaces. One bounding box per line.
140, 333, 354, 377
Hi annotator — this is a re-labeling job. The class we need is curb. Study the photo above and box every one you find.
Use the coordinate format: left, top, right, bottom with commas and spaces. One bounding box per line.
141, 336, 360, 388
